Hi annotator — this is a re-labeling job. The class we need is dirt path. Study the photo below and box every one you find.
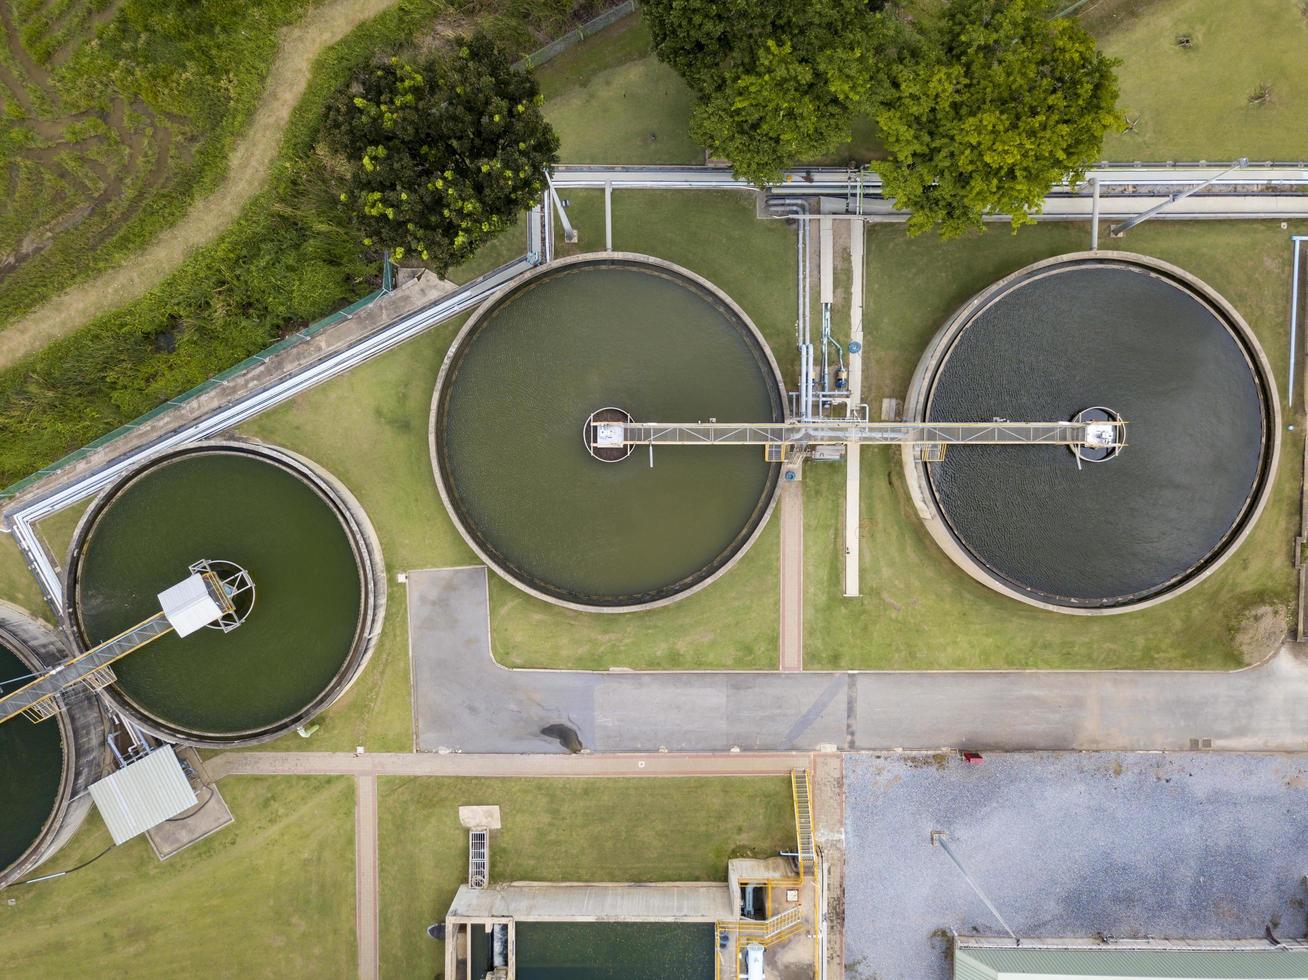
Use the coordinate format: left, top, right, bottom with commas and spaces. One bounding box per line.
0, 0, 399, 370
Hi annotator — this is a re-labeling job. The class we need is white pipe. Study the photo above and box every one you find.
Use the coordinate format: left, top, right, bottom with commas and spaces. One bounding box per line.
1292, 236, 1303, 407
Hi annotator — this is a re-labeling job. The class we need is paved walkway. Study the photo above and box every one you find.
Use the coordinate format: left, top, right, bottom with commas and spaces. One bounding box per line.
354, 774, 379, 980
206, 750, 809, 779
779, 481, 804, 671
403, 567, 1308, 754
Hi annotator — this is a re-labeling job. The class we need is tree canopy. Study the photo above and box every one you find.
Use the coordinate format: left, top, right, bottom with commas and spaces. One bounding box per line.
323, 34, 558, 272
874, 0, 1122, 237
643, 0, 892, 185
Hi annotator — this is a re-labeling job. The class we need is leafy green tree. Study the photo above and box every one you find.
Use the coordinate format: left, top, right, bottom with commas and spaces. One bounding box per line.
323, 35, 558, 272
643, 0, 892, 185
875, 0, 1121, 237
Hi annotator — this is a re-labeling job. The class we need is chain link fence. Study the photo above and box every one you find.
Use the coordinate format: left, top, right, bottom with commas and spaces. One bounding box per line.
513, 1, 637, 71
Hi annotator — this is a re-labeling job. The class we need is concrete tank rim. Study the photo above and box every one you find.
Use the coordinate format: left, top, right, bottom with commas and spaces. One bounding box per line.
63, 439, 384, 747
899, 249, 1281, 616
428, 250, 788, 614
0, 599, 104, 889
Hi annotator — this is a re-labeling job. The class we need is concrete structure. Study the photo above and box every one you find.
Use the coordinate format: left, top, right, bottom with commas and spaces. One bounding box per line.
428, 251, 786, 614
88, 746, 196, 845
0, 601, 104, 889
899, 250, 1280, 615
62, 441, 386, 747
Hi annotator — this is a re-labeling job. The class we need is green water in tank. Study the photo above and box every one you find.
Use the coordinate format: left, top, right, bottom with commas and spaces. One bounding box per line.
0, 644, 62, 873
74, 452, 363, 736
438, 262, 781, 605
515, 922, 715, 979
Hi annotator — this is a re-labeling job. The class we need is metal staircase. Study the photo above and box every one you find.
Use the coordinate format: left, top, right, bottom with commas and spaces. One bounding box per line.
468, 828, 489, 888
791, 769, 816, 882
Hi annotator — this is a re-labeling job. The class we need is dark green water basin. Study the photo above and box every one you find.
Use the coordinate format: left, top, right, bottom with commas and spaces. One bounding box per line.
0, 644, 62, 873
925, 261, 1271, 607
436, 260, 783, 607
73, 450, 365, 736
515, 922, 714, 979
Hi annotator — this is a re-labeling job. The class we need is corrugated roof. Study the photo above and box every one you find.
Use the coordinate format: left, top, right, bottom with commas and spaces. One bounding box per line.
89, 747, 197, 845
956, 947, 1308, 980
157, 573, 223, 638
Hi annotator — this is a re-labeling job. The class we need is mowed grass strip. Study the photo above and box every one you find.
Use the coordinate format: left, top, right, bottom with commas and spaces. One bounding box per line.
804, 218, 1306, 670
378, 775, 795, 979
0, 775, 357, 979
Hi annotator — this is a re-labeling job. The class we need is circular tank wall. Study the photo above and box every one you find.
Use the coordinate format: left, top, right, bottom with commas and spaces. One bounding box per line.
431, 253, 786, 611
0, 603, 104, 889
902, 251, 1278, 613
65, 442, 384, 746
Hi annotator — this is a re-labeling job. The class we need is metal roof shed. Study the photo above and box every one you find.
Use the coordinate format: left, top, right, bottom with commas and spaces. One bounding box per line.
956, 945, 1308, 980
157, 573, 224, 638
89, 747, 197, 845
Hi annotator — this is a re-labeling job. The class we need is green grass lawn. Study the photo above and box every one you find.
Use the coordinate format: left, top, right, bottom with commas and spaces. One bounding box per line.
0, 532, 48, 621
1094, 0, 1308, 161
539, 15, 700, 165
0, 775, 357, 978
379, 775, 794, 979
804, 218, 1307, 670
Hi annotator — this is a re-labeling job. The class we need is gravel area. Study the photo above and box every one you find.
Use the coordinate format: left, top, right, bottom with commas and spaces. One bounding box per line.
843, 752, 1308, 980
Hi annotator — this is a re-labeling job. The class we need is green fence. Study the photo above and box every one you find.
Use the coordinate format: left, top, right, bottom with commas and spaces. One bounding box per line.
513, 1, 637, 71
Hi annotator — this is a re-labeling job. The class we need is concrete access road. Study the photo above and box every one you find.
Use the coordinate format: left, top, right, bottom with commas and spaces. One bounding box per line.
408, 567, 1308, 755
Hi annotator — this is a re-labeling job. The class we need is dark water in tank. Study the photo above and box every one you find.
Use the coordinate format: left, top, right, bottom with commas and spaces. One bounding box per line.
0, 644, 62, 872
926, 264, 1267, 606
439, 263, 781, 604
75, 452, 364, 735
515, 921, 714, 979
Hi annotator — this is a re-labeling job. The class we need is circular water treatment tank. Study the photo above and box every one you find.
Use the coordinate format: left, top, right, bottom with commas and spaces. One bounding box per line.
0, 606, 103, 889
431, 254, 786, 610
66, 443, 383, 745
903, 252, 1278, 612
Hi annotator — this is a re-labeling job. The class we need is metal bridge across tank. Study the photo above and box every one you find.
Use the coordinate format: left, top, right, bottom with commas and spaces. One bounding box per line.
605, 419, 1125, 449
0, 559, 252, 726
0, 613, 176, 723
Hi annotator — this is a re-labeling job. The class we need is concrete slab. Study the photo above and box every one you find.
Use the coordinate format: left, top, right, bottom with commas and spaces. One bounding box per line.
406, 567, 1308, 754
844, 751, 1308, 980
459, 805, 502, 830
448, 882, 733, 922
145, 781, 234, 861
145, 746, 234, 860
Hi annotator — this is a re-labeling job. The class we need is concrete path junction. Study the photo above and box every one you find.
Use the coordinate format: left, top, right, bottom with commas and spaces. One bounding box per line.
405, 567, 1308, 756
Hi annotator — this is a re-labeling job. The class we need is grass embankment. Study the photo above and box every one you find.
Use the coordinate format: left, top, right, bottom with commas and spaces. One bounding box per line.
379, 775, 794, 978
0, 0, 327, 332
0, 776, 357, 978
804, 219, 1307, 671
